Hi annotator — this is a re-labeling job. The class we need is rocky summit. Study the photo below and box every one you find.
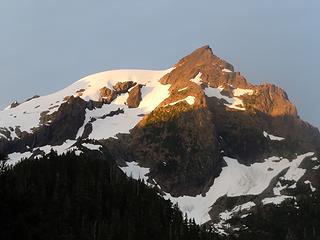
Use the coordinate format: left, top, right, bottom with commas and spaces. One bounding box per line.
0, 45, 319, 235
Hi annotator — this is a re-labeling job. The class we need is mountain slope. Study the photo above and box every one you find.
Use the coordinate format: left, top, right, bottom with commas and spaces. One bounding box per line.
1, 45, 319, 235
0, 151, 218, 240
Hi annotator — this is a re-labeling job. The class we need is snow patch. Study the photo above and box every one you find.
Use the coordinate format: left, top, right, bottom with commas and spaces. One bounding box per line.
304, 180, 316, 192
272, 152, 314, 196
0, 133, 7, 139
190, 73, 253, 111
262, 196, 294, 205
166, 96, 195, 106
222, 69, 232, 73
8, 151, 33, 165
219, 202, 256, 222
75, 69, 173, 140
232, 88, 254, 97
288, 183, 297, 189
74, 150, 83, 156
35, 140, 77, 156
82, 143, 101, 151
164, 152, 314, 224
204, 87, 246, 111
263, 131, 285, 141
240, 213, 251, 219
0, 69, 173, 137
190, 73, 203, 85
7, 140, 79, 166
273, 182, 288, 195
120, 161, 150, 183
178, 87, 188, 92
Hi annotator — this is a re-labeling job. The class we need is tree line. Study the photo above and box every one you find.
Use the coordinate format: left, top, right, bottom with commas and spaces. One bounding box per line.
0, 151, 220, 240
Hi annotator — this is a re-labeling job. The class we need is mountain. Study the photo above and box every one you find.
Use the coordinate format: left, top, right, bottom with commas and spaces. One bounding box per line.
1, 45, 319, 237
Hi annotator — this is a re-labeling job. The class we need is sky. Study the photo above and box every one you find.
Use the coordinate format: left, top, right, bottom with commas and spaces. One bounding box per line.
0, 0, 319, 127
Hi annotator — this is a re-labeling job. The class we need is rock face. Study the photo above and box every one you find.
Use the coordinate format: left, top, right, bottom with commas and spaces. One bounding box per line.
9, 101, 20, 109
160, 45, 249, 89
0, 96, 87, 154
99, 87, 117, 104
113, 81, 136, 94
26, 95, 40, 102
127, 84, 142, 108
246, 83, 297, 117
129, 106, 221, 196
99, 81, 138, 104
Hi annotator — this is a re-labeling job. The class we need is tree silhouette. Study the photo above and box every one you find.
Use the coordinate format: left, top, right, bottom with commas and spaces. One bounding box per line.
0, 153, 8, 173
0, 151, 219, 240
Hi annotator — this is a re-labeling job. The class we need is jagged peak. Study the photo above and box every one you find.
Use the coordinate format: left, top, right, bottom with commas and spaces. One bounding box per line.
160, 46, 300, 119
175, 45, 233, 71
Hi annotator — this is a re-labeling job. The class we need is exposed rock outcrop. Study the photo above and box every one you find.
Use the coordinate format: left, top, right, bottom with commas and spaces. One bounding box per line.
99, 87, 117, 104
127, 84, 143, 108
160, 45, 250, 89
245, 83, 297, 117
128, 107, 221, 197
9, 101, 20, 109
113, 81, 136, 94
0, 96, 87, 154
26, 95, 40, 102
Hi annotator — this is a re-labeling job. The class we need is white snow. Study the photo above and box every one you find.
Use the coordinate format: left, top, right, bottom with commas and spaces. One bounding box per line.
272, 152, 314, 195
0, 133, 7, 139
166, 96, 195, 106
35, 140, 77, 156
9, 128, 19, 140
3, 68, 174, 165
273, 182, 288, 195
190, 73, 253, 111
288, 183, 297, 189
77, 104, 143, 140
219, 202, 256, 221
33, 154, 43, 159
263, 131, 285, 141
232, 88, 254, 97
304, 180, 316, 192
82, 143, 101, 151
204, 87, 246, 111
178, 87, 188, 92
114, 152, 313, 224
190, 73, 203, 85
8, 151, 33, 165
222, 69, 232, 73
74, 150, 83, 156
120, 161, 150, 183
0, 69, 173, 138
262, 196, 294, 205
75, 69, 173, 140
204, 86, 225, 98
164, 152, 314, 224
282, 158, 306, 181
7, 140, 78, 165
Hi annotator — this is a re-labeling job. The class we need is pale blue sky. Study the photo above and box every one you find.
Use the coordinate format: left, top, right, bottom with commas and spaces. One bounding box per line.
0, 0, 319, 127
